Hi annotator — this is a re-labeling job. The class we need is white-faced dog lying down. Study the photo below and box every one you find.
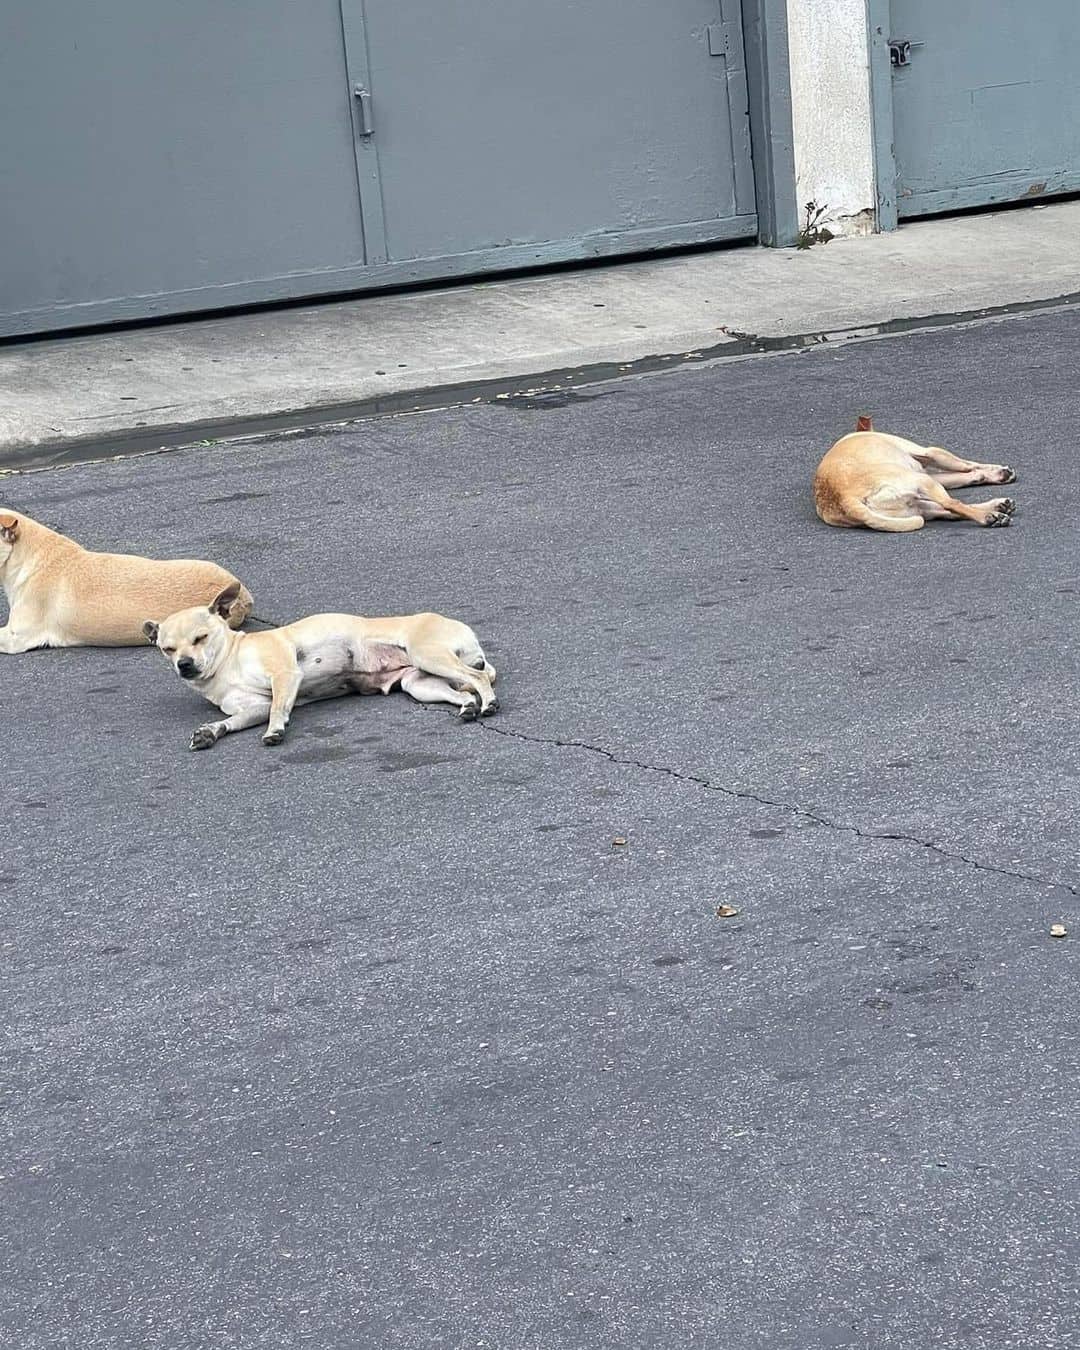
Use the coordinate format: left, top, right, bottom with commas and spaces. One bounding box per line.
145, 584, 498, 750
0, 508, 252, 651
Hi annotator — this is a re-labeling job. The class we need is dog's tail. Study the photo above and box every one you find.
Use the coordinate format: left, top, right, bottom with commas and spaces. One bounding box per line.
225, 582, 255, 629
855, 414, 874, 432
842, 498, 924, 533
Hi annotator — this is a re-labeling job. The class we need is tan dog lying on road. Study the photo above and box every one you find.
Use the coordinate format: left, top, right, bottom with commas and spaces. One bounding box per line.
813, 417, 1017, 532
145, 583, 498, 750
0, 509, 252, 652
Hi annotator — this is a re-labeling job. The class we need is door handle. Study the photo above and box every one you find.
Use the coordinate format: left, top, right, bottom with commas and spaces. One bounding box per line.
353, 86, 374, 136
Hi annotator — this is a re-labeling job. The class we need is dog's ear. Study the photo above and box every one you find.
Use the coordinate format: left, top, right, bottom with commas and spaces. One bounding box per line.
856, 414, 873, 432
0, 513, 19, 543
209, 581, 241, 619
142, 620, 159, 644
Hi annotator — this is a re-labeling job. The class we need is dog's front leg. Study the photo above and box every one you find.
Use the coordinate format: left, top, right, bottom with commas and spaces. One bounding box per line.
0, 625, 50, 654
190, 704, 270, 751
262, 668, 303, 747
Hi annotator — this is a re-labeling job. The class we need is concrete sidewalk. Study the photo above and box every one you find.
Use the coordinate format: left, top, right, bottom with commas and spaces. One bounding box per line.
2, 200, 1080, 463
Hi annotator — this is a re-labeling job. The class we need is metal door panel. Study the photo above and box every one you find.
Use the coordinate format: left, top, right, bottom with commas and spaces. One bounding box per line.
0, 1, 368, 331
357, 0, 756, 263
890, 0, 1080, 218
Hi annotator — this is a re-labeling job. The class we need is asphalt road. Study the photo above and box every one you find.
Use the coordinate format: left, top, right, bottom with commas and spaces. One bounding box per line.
3, 304, 1080, 1350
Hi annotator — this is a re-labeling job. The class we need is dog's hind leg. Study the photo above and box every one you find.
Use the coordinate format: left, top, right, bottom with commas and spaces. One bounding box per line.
400, 669, 483, 719
915, 477, 1015, 527
844, 500, 925, 533
466, 652, 497, 682
409, 644, 498, 715
469, 656, 497, 683
468, 655, 497, 683
456, 637, 496, 683
933, 469, 1009, 489
912, 445, 1016, 486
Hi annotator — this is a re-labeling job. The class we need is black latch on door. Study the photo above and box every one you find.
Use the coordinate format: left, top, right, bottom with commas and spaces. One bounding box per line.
888, 38, 923, 66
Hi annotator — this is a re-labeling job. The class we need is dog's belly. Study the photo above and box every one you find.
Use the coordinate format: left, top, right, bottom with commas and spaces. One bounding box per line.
296, 637, 409, 699
300, 671, 358, 700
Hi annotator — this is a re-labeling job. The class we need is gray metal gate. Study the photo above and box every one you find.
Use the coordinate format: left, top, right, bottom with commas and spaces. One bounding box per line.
880, 0, 1080, 220
0, 1, 371, 335
0, 1, 757, 338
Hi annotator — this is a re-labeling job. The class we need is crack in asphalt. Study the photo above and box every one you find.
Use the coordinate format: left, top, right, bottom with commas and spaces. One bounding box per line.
477, 720, 1080, 901
168, 608, 1077, 903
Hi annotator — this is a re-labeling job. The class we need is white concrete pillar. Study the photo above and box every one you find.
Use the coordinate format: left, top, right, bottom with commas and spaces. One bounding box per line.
785, 0, 877, 238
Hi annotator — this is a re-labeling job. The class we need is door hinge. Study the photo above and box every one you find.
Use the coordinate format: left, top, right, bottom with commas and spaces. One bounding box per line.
353, 85, 374, 136
888, 38, 923, 66
707, 22, 740, 59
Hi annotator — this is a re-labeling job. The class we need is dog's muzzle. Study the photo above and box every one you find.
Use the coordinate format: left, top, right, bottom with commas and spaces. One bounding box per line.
177, 657, 198, 680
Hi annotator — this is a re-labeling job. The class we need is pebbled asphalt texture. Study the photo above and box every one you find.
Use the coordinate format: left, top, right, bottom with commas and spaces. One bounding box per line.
3, 304, 1080, 1350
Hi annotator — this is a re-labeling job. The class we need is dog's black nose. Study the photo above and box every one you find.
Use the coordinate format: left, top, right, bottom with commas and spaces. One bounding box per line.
177, 658, 197, 679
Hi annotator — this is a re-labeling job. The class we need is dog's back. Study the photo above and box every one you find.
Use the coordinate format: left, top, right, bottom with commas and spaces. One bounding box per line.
813, 421, 928, 531
0, 509, 252, 647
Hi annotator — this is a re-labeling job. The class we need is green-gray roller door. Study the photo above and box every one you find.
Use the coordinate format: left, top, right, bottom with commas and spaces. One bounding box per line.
890, 0, 1080, 219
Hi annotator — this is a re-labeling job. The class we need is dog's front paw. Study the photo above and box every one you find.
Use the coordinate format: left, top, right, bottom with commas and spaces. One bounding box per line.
458, 697, 480, 721
262, 729, 285, 747
995, 466, 1017, 484
480, 697, 500, 718
190, 725, 218, 751
984, 508, 1013, 528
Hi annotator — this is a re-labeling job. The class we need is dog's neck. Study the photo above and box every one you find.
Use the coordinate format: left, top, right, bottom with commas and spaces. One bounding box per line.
204, 625, 246, 680
2, 553, 34, 598
1, 517, 77, 597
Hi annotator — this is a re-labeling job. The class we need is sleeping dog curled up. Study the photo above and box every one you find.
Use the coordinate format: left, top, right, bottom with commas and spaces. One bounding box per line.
813, 417, 1017, 532
145, 584, 498, 750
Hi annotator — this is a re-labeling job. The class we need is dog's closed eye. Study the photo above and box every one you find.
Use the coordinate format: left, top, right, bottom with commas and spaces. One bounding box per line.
163, 646, 176, 656
193, 634, 208, 645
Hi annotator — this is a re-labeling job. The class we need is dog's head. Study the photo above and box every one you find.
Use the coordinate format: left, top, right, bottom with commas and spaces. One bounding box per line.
0, 511, 22, 571
144, 582, 241, 681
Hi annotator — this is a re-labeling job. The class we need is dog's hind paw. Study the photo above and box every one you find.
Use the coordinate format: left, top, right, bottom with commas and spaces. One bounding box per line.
190, 725, 218, 751
984, 510, 1013, 528
262, 729, 285, 746
995, 466, 1017, 484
